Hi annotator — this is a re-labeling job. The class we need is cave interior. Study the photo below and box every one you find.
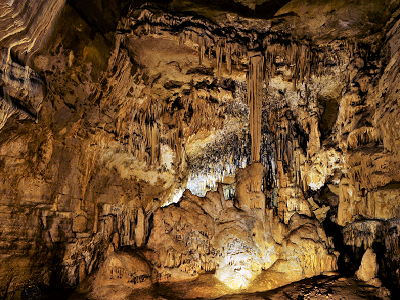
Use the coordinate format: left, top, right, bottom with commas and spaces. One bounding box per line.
1, 0, 400, 299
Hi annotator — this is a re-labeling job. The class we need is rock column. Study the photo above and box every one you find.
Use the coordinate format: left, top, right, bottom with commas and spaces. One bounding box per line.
248, 55, 264, 163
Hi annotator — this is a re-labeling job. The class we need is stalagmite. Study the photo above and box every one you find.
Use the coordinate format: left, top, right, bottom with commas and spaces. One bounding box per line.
79, 259, 87, 283
356, 248, 378, 282
248, 55, 264, 162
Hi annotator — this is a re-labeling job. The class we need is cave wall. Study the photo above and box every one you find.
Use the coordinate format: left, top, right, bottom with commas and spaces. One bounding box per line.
1, 0, 400, 298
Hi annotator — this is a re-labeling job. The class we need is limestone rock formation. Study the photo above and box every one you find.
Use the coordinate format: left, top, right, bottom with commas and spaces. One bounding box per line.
1, 0, 400, 298
355, 248, 378, 283
72, 163, 336, 299
92, 252, 152, 297
342, 219, 400, 292
143, 164, 336, 292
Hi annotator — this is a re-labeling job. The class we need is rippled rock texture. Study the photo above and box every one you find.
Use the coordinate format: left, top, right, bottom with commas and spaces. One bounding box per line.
1, 0, 400, 299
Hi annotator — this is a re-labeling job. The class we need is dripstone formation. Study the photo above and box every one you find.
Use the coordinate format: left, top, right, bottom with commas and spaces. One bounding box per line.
1, 0, 400, 299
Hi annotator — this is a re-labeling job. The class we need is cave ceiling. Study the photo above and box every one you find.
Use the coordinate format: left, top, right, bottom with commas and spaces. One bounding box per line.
0, 0, 399, 204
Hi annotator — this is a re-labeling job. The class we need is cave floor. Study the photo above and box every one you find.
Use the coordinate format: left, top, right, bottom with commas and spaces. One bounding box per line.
69, 274, 391, 300
213, 276, 391, 300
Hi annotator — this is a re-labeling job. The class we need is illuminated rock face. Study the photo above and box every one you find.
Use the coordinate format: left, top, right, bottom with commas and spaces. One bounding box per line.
144, 164, 337, 292
1, 0, 400, 298
356, 248, 378, 283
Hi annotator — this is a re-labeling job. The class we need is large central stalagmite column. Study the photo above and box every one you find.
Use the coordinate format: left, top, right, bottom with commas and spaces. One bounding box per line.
248, 55, 264, 162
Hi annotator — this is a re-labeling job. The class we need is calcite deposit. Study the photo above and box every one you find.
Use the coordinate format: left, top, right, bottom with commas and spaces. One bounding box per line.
1, 0, 400, 299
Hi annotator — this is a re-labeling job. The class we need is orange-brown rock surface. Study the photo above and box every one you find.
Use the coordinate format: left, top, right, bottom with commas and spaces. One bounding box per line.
1, 0, 400, 299
72, 163, 336, 298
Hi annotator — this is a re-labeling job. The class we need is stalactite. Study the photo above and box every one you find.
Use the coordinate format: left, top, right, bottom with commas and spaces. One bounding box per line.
186, 128, 253, 197
199, 37, 205, 65
216, 41, 223, 81
175, 113, 183, 163
93, 201, 99, 234
81, 139, 100, 201
248, 55, 264, 163
151, 122, 158, 165
118, 11, 350, 198
226, 43, 232, 75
